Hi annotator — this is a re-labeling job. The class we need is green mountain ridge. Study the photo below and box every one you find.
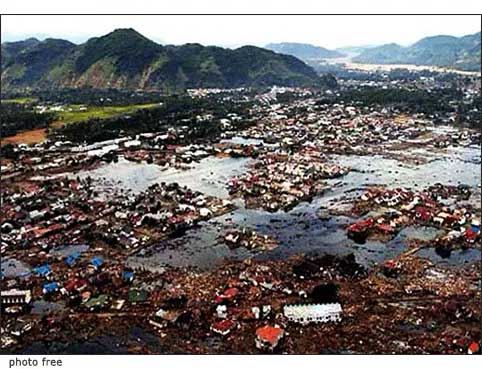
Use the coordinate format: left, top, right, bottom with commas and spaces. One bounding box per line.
353, 32, 481, 71
1, 28, 325, 91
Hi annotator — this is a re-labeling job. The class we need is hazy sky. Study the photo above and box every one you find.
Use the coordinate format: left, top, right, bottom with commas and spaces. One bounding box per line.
2, 15, 480, 49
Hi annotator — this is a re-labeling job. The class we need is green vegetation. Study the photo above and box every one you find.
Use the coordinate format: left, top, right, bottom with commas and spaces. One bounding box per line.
54, 103, 161, 125
75, 28, 162, 76
2, 38, 76, 88
0, 89, 163, 138
3, 88, 165, 107
52, 95, 253, 144
1, 28, 325, 91
1, 102, 55, 137
1, 96, 38, 104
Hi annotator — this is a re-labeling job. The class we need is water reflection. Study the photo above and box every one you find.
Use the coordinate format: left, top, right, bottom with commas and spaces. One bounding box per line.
78, 156, 251, 198
79, 143, 480, 271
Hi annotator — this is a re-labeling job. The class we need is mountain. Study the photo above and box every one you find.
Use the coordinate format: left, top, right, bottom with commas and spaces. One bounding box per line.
353, 43, 405, 64
2, 38, 77, 88
335, 45, 377, 58
1, 29, 325, 91
1, 37, 41, 66
265, 42, 344, 61
353, 32, 481, 71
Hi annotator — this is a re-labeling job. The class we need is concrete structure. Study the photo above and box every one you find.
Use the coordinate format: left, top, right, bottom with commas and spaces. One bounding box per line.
283, 303, 342, 325
1, 289, 32, 305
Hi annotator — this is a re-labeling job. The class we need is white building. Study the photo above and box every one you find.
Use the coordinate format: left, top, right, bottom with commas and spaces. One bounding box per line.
283, 303, 342, 325
1, 289, 32, 305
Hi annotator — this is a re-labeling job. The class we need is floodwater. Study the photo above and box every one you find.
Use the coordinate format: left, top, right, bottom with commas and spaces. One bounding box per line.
332, 147, 480, 191
220, 137, 264, 146
80, 139, 481, 271
220, 136, 279, 148
396, 226, 445, 242
78, 156, 251, 198
4, 326, 164, 354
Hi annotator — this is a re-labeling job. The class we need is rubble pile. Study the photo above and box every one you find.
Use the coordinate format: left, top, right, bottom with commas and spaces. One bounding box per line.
343, 185, 480, 247
3, 250, 477, 354
224, 228, 278, 251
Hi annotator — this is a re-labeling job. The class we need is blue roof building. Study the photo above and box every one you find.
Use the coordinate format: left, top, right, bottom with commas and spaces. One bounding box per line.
34, 264, 52, 277
65, 251, 81, 267
42, 282, 59, 294
122, 270, 134, 282
90, 257, 103, 269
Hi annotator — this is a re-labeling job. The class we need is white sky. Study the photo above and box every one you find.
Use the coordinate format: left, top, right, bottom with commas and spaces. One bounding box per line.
1, 15, 480, 49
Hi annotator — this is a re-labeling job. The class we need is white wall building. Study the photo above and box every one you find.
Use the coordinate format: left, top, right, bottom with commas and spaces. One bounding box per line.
283, 303, 342, 325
